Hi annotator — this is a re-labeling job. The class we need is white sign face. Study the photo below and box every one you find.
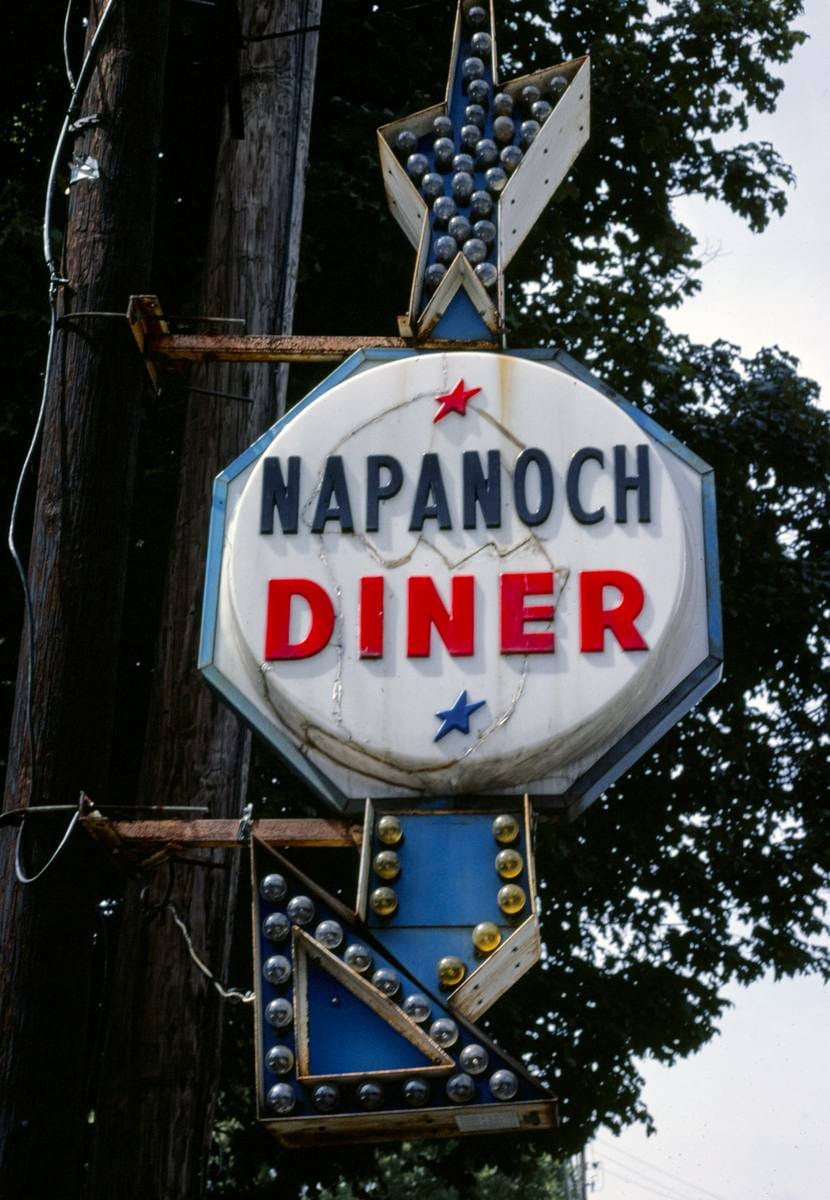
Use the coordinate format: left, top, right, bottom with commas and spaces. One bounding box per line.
201, 351, 721, 814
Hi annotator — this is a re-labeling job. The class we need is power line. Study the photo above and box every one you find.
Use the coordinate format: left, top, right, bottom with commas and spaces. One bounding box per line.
602, 1165, 702, 1200
596, 1139, 728, 1200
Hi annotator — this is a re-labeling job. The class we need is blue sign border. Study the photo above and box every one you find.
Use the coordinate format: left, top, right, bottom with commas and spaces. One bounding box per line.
199, 348, 722, 818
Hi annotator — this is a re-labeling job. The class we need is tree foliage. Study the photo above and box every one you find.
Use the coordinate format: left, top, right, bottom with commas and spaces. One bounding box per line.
2, 1, 828, 1196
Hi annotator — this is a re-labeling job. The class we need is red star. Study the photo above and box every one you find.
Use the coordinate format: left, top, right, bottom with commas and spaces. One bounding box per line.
433, 379, 481, 423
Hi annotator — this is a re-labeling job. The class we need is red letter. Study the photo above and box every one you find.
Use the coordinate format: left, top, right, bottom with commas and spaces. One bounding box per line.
358, 577, 385, 658
407, 576, 474, 657
500, 572, 555, 653
265, 579, 335, 660
580, 570, 648, 652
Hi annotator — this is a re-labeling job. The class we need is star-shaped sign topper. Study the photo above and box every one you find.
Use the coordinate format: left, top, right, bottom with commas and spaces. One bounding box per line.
377, 1, 590, 343
433, 378, 481, 422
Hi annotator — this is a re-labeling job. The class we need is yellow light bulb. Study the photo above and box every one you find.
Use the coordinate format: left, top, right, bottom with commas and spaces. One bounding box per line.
497, 883, 526, 915
492, 813, 519, 845
472, 922, 501, 953
369, 886, 398, 917
495, 848, 523, 879
373, 849, 401, 880
376, 814, 403, 846
436, 956, 466, 987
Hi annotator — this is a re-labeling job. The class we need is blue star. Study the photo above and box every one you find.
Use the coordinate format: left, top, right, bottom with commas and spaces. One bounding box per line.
434, 690, 486, 742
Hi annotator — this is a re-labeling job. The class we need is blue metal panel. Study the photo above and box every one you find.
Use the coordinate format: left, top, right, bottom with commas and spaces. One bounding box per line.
306, 959, 434, 1076
431, 288, 493, 340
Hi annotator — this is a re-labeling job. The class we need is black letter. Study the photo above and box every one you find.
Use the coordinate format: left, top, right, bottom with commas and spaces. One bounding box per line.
409, 453, 452, 530
567, 447, 605, 525
614, 444, 651, 523
311, 456, 354, 533
463, 450, 502, 529
366, 455, 404, 532
260, 456, 300, 534
514, 448, 553, 526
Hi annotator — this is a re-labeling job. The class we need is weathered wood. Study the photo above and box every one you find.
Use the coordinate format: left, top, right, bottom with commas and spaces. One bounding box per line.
0, 5, 171, 1195
81, 816, 359, 850
88, 6, 323, 1195
147, 331, 411, 361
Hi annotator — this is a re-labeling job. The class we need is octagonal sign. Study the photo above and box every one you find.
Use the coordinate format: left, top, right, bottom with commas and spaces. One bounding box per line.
200, 350, 721, 817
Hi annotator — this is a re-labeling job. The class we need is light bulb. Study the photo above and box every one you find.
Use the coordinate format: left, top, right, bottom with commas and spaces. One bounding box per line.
369, 886, 398, 917
312, 1083, 340, 1112
402, 1078, 430, 1107
446, 1072, 476, 1104
520, 119, 540, 150
424, 263, 447, 292
373, 849, 401, 880
265, 1044, 294, 1075
489, 1068, 519, 1100
470, 31, 491, 56
433, 114, 454, 138
437, 955, 466, 987
262, 912, 290, 943
462, 56, 485, 83
396, 129, 418, 157
492, 813, 520, 844
314, 919, 343, 949
475, 262, 498, 290
472, 921, 501, 952
372, 967, 400, 997
474, 138, 498, 169
376, 814, 403, 845
429, 1017, 459, 1047
467, 78, 490, 107
473, 218, 496, 245
459, 124, 480, 151
549, 74, 568, 99
406, 152, 429, 182
465, 5, 487, 28
500, 145, 523, 174
421, 172, 444, 199
532, 99, 552, 124
484, 165, 507, 195
452, 152, 474, 174
432, 195, 457, 226
469, 190, 493, 218
493, 115, 515, 145
434, 235, 458, 265
356, 1081, 384, 1110
259, 873, 287, 902
402, 993, 432, 1023
266, 1082, 295, 1113
448, 214, 473, 244
459, 1043, 489, 1075
263, 954, 292, 985
451, 171, 474, 205
497, 883, 526, 915
462, 237, 487, 266
265, 998, 293, 1029
433, 137, 455, 171
521, 83, 541, 109
343, 942, 373, 973
286, 895, 315, 926
493, 92, 514, 116
495, 847, 524, 879
465, 103, 486, 129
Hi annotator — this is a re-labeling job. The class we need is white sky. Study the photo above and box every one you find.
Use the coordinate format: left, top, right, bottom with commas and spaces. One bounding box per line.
593, 3, 829, 1197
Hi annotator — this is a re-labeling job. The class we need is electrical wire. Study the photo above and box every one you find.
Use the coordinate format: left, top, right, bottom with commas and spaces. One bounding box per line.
8, 0, 123, 884
167, 902, 255, 1004
62, 0, 78, 88
244, 0, 450, 43
595, 1139, 728, 1200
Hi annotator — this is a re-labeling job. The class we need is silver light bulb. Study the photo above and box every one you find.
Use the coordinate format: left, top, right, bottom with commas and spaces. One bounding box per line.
402, 1078, 430, 1107
451, 171, 474, 205
489, 1068, 519, 1100
286, 895, 315, 926
356, 1081, 384, 1110
532, 99, 552, 124
473, 218, 496, 245
265, 998, 293, 1029
459, 1043, 490, 1075
265, 1044, 294, 1075
500, 144, 523, 173
421, 172, 444, 199
262, 912, 290, 943
459, 124, 480, 152
446, 1072, 476, 1104
520, 119, 540, 150
406, 152, 429, 182
434, 235, 458, 264
465, 103, 486, 129
521, 83, 541, 109
470, 31, 491, 56
467, 78, 490, 107
433, 137, 455, 171
266, 1082, 296, 1113
432, 196, 457, 226
549, 74, 568, 99
465, 5, 487, 28
462, 56, 485, 83
429, 1017, 459, 1047
312, 1083, 340, 1112
475, 261, 498, 290
402, 992, 432, 1023
462, 237, 487, 265
493, 92, 514, 116
469, 190, 494, 218
493, 115, 515, 145
259, 873, 287, 903
433, 114, 453, 138
424, 263, 447, 293
314, 919, 343, 949
371, 967, 401, 997
343, 942, 372, 973
475, 138, 499, 169
452, 152, 474, 174
484, 165, 507, 195
262, 954, 292, 985
448, 214, 473, 244
396, 129, 418, 157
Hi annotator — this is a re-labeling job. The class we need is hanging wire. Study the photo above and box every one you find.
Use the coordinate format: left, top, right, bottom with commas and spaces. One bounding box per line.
62, 0, 78, 88
8, 0, 123, 884
167, 902, 255, 1004
244, 0, 449, 43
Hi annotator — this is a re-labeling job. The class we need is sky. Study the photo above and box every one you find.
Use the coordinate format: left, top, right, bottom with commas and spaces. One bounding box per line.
591, 3, 829, 1198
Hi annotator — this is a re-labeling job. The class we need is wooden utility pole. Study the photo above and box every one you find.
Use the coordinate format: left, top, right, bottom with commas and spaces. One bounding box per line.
0, 2, 170, 1195
87, 4, 322, 1194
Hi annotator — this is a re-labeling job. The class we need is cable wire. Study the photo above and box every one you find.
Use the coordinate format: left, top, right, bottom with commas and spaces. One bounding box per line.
596, 1139, 728, 1200
244, 0, 449, 43
167, 902, 255, 1004
62, 0, 78, 88
15, 805, 81, 885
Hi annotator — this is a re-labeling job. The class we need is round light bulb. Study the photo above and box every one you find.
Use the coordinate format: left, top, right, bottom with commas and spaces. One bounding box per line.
532, 99, 552, 124
262, 912, 290, 943
549, 74, 568, 98
265, 998, 293, 1029
495, 847, 524, 879
473, 218, 496, 246
448, 214, 473, 244
406, 152, 429, 182
472, 921, 501, 953
465, 5, 487, 29
462, 237, 487, 266
467, 78, 490, 107
465, 103, 486, 129
459, 1043, 490, 1075
369, 886, 398, 917
376, 815, 403, 846
402, 992, 432, 1023
286, 895, 315, 926
492, 813, 520, 844
484, 165, 508, 195
520, 119, 540, 150
263, 954, 292, 985
266, 1082, 295, 1113
462, 56, 485, 82
493, 115, 515, 145
451, 171, 474, 205
421, 172, 444, 199
312, 1083, 340, 1112
372, 967, 400, 997
497, 883, 527, 915
432, 195, 457, 226
500, 145, 523, 174
396, 129, 418, 157
521, 83, 541, 109
452, 152, 474, 174
259, 873, 287, 903
493, 91, 514, 116
429, 1017, 459, 1048
470, 31, 491, 56
437, 955, 466, 987
475, 262, 498, 290
489, 1068, 519, 1100
402, 1078, 430, 1107
424, 262, 447, 292
446, 1072, 476, 1104
373, 849, 401, 880
314, 919, 343, 949
459, 123, 480, 152
469, 190, 494, 218
343, 942, 372, 973
474, 138, 498, 169
434, 235, 458, 265
265, 1044, 294, 1075
433, 114, 453, 138
356, 1081, 384, 1110
433, 137, 455, 171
